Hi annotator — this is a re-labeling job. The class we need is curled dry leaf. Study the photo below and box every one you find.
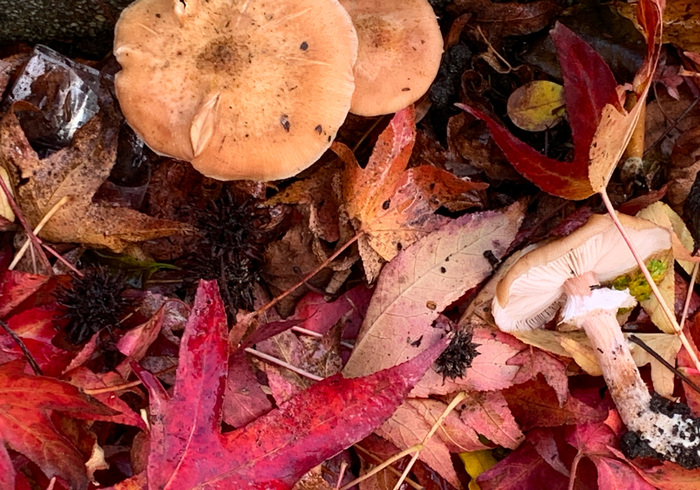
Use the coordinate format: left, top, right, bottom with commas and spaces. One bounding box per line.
343, 203, 524, 379
0, 111, 192, 252
588, 0, 664, 192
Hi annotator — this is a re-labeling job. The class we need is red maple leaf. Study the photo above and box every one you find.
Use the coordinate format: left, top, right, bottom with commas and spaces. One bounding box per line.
459, 22, 618, 200
0, 360, 117, 488
133, 280, 448, 488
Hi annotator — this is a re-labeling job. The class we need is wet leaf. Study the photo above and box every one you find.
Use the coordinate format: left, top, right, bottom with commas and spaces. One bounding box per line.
135, 280, 448, 488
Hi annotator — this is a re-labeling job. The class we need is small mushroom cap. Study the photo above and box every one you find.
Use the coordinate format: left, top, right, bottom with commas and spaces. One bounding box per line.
493, 213, 672, 332
114, 0, 358, 181
339, 0, 443, 117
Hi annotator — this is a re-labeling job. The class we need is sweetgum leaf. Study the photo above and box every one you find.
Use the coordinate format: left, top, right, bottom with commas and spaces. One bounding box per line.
459, 21, 618, 200
135, 280, 449, 489
0, 360, 117, 489
338, 107, 486, 280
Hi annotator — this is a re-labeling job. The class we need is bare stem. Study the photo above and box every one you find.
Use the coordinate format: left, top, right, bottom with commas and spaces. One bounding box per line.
9, 196, 70, 270
83, 365, 177, 395
600, 190, 700, 373
244, 347, 322, 381
0, 319, 42, 375
340, 446, 417, 490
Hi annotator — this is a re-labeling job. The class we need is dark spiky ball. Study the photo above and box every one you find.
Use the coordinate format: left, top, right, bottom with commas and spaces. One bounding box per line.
435, 330, 480, 381
183, 188, 271, 315
56, 266, 129, 345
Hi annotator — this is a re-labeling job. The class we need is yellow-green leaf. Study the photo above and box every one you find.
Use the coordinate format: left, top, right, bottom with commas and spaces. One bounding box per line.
460, 450, 498, 490
506, 81, 565, 132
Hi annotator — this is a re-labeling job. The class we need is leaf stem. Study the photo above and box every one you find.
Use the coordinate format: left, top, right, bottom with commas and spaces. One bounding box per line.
244, 347, 323, 381
0, 318, 43, 375
392, 391, 467, 490
9, 196, 70, 270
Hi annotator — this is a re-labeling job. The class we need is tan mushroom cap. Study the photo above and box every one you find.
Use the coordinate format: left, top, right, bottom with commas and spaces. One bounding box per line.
339, 0, 443, 117
493, 213, 672, 332
114, 0, 358, 181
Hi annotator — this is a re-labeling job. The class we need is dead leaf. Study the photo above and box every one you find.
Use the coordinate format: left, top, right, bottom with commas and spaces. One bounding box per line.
0, 110, 191, 252
338, 107, 487, 281
588, 0, 664, 191
376, 398, 488, 487
343, 203, 524, 379
134, 280, 449, 488
507, 81, 565, 132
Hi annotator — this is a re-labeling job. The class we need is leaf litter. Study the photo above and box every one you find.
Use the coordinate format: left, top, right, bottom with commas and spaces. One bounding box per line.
2, 0, 700, 488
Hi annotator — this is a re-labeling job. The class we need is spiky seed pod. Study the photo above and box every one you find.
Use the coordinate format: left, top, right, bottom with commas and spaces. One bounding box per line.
56, 266, 129, 345
434, 330, 480, 381
183, 187, 272, 315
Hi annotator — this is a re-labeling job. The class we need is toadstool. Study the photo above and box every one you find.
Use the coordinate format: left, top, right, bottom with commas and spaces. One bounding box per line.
493, 213, 700, 468
113, 0, 358, 181
338, 0, 443, 116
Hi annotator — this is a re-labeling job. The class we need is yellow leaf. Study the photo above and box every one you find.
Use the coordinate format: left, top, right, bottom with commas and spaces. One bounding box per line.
460, 450, 497, 490
507, 81, 565, 132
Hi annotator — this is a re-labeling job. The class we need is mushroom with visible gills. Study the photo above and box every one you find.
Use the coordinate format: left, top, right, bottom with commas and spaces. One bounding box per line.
113, 0, 358, 181
493, 213, 700, 468
338, 0, 444, 116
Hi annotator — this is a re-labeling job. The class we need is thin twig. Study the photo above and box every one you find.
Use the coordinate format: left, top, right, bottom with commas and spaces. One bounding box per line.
244, 347, 323, 381
291, 326, 355, 350
680, 262, 698, 332
629, 334, 700, 395
0, 174, 52, 274
643, 94, 700, 156
393, 391, 468, 490
600, 191, 700, 373
352, 445, 423, 490
38, 240, 83, 277
340, 446, 417, 490
248, 232, 363, 320
0, 319, 43, 375
567, 453, 583, 490
334, 461, 348, 490
82, 365, 177, 395
10, 196, 70, 270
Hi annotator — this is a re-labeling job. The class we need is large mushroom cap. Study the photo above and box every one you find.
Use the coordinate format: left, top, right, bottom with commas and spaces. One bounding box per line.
114, 0, 358, 181
493, 213, 672, 332
339, 0, 443, 116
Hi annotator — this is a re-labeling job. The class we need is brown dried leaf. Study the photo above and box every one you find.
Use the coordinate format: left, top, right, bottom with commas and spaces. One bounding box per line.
0, 111, 191, 252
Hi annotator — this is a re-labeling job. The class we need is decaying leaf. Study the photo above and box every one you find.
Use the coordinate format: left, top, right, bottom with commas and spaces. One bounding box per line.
0, 110, 191, 252
343, 203, 524, 379
338, 107, 487, 280
507, 80, 565, 132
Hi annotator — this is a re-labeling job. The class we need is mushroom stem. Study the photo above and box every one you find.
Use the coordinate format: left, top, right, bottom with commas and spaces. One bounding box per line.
563, 272, 700, 467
